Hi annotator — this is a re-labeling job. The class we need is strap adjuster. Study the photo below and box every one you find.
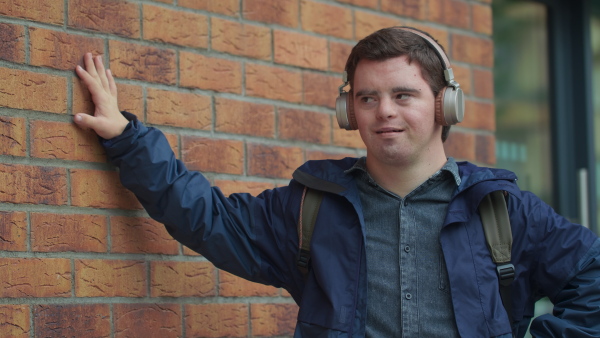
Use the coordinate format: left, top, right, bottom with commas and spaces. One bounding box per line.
497, 263, 515, 286
297, 249, 311, 269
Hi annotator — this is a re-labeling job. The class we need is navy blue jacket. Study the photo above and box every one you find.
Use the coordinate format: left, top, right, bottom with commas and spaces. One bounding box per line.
104, 120, 600, 337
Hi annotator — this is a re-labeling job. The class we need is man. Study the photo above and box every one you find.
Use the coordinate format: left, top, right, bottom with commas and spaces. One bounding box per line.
74, 27, 600, 337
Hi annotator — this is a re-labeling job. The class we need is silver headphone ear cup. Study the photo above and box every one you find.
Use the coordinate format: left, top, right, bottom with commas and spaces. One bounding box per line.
336, 92, 352, 130
442, 87, 464, 125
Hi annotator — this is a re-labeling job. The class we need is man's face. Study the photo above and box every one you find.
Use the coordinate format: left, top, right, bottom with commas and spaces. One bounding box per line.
352, 55, 443, 167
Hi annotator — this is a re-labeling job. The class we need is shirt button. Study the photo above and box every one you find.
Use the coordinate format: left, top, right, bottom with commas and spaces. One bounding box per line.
404, 246, 410, 253
406, 293, 412, 300
404, 200, 409, 206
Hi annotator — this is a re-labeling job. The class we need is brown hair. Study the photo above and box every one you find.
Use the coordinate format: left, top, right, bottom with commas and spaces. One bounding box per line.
345, 27, 451, 142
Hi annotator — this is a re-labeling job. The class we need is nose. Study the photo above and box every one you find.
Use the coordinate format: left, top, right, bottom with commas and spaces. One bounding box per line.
376, 96, 397, 120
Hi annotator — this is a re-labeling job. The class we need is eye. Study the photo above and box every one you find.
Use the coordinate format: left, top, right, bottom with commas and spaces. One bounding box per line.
396, 93, 411, 100
360, 96, 376, 103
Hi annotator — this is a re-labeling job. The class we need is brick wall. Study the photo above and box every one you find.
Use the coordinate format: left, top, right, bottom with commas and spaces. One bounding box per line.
0, 0, 494, 336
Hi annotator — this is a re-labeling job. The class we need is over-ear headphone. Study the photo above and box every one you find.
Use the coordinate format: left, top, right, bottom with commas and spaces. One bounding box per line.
336, 27, 465, 130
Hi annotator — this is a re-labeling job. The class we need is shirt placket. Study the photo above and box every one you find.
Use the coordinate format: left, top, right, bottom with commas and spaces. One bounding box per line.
400, 197, 418, 337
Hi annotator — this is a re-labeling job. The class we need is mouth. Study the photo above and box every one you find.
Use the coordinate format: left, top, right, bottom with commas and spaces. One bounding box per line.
376, 128, 404, 134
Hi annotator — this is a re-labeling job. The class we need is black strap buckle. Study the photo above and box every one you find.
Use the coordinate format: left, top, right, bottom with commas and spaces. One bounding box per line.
497, 263, 515, 286
297, 249, 311, 269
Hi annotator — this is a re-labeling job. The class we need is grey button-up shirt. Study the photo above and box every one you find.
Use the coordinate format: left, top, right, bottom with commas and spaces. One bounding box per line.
347, 157, 462, 337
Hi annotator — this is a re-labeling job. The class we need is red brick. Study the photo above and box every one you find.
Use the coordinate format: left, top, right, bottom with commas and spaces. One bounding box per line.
443, 131, 476, 161
274, 30, 328, 71
143, 4, 208, 48
473, 68, 494, 99
0, 164, 67, 205
109, 40, 177, 84
330, 41, 353, 73
0, 116, 26, 156
306, 150, 356, 161
462, 100, 495, 131
243, 0, 299, 27
111, 216, 179, 255
31, 120, 106, 163
0, 211, 27, 251
247, 144, 304, 179
180, 52, 243, 93
180, 0, 240, 16
185, 303, 248, 337
452, 64, 472, 96
70, 169, 141, 210
0, 0, 63, 25
75, 259, 146, 297
29, 28, 104, 71
250, 303, 298, 336
476, 133, 496, 165
215, 97, 275, 137
303, 72, 340, 108
164, 132, 180, 158
34, 304, 110, 337
0, 305, 30, 337
472, 3, 492, 35
151, 261, 216, 297
301, 0, 353, 39
452, 34, 494, 67
0, 23, 25, 63
73, 78, 143, 118
211, 17, 271, 60
31, 213, 107, 252
114, 304, 182, 338
69, 0, 140, 37
246, 63, 302, 103
183, 245, 201, 256
410, 23, 450, 50
146, 88, 211, 129
279, 108, 331, 144
0, 67, 67, 114
354, 11, 403, 40
429, 0, 470, 29
214, 180, 275, 196
336, 0, 377, 9
0, 258, 71, 297
381, 0, 426, 20
333, 128, 366, 149
219, 271, 279, 297
182, 137, 244, 175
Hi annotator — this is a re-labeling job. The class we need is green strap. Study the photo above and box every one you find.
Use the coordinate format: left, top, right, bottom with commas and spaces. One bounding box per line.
297, 187, 324, 276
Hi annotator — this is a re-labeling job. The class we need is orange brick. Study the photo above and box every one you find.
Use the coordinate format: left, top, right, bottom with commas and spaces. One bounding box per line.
381, 0, 426, 20
213, 180, 275, 196
211, 17, 271, 60
452, 34, 494, 67
0, 258, 71, 297
243, 0, 299, 27
75, 259, 146, 297
330, 41, 353, 73
306, 150, 357, 161
354, 11, 403, 40
279, 108, 331, 144
473, 68, 494, 99
68, 0, 140, 37
0, 164, 67, 205
180, 0, 240, 16
247, 144, 304, 179
301, 0, 353, 39
452, 64, 472, 96
443, 131, 476, 161
185, 303, 248, 337
183, 245, 201, 256
0, 23, 25, 63
333, 128, 366, 149
250, 303, 298, 336
109, 40, 176, 84
303, 72, 340, 109
0, 68, 67, 114
164, 132, 180, 158
0, 211, 27, 251
151, 261, 216, 297
143, 4, 208, 48
472, 3, 492, 35
0, 116, 26, 156
245, 63, 302, 103
114, 304, 182, 338
336, 0, 377, 8
429, 0, 471, 29
181, 137, 244, 175
146, 88, 211, 129
274, 30, 328, 71
410, 23, 450, 50
111, 216, 179, 255
34, 304, 110, 337
215, 97, 275, 137
31, 213, 107, 252
219, 271, 279, 297
29, 28, 104, 70
462, 100, 495, 131
180, 52, 243, 93
70, 169, 141, 210
0, 305, 30, 337
0, 0, 63, 25
31, 120, 106, 163
476, 133, 496, 165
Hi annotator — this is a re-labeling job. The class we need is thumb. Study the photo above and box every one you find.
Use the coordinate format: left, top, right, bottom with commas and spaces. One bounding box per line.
73, 113, 95, 129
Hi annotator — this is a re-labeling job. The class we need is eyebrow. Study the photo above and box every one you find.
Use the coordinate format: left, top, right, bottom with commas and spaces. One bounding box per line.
354, 86, 421, 98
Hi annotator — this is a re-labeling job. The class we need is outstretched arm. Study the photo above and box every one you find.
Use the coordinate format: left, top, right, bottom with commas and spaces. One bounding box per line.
74, 52, 128, 139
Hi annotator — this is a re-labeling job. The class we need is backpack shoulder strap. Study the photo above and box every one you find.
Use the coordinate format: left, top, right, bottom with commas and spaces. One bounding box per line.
297, 187, 324, 277
479, 190, 515, 321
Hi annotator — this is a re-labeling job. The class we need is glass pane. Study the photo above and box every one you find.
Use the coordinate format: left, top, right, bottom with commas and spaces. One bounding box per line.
493, 0, 553, 206
591, 3, 600, 235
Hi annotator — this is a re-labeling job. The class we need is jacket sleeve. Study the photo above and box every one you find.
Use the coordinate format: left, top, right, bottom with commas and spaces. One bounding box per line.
101, 119, 301, 289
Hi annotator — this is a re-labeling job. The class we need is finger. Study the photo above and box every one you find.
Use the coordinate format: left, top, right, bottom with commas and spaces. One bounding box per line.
76, 65, 103, 93
83, 52, 99, 79
73, 113, 96, 130
94, 55, 110, 91
107, 69, 118, 98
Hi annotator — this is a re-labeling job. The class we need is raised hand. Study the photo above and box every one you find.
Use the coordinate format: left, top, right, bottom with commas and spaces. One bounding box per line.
74, 52, 129, 140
